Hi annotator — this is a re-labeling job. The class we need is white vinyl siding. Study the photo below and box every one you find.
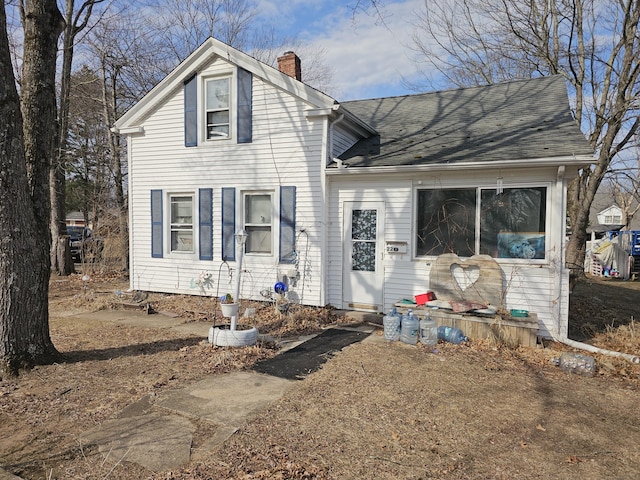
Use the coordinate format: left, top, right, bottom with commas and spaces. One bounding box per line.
127, 56, 326, 307
327, 167, 569, 339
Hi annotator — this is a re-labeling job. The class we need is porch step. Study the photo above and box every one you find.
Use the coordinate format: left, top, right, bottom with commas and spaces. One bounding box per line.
337, 310, 383, 326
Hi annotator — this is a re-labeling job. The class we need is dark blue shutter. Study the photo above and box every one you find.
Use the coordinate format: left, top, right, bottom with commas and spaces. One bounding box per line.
279, 186, 296, 263
199, 188, 213, 260
151, 190, 163, 258
237, 68, 252, 143
221, 187, 236, 261
184, 74, 197, 147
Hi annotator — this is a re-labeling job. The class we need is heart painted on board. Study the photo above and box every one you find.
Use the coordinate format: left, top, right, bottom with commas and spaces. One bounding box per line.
429, 253, 503, 305
450, 264, 480, 291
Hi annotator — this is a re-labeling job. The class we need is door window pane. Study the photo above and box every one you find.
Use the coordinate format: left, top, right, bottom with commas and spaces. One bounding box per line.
351, 209, 376, 272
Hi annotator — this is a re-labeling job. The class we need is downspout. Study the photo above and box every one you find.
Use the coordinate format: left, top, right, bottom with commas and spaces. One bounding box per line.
551, 165, 639, 364
319, 111, 345, 307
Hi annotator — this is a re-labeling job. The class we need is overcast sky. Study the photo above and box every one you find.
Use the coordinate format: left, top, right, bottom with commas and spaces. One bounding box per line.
255, 0, 430, 100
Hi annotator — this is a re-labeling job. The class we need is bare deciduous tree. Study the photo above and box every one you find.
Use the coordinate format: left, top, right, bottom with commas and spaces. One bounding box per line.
51, 0, 106, 276
411, 0, 640, 277
1, 0, 65, 376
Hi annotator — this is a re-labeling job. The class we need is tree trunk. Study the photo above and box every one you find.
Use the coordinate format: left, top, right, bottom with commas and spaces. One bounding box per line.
101, 60, 128, 270
0, 0, 65, 376
50, 0, 76, 275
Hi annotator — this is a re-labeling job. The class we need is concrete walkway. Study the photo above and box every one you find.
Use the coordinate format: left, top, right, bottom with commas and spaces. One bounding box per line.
73, 308, 380, 473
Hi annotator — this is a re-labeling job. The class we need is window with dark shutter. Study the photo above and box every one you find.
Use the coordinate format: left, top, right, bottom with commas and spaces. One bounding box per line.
237, 68, 252, 143
221, 187, 236, 261
184, 74, 197, 147
151, 190, 163, 258
279, 186, 296, 263
199, 188, 213, 260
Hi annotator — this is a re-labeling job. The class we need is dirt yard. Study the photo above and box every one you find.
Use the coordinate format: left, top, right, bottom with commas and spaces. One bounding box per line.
1, 273, 639, 479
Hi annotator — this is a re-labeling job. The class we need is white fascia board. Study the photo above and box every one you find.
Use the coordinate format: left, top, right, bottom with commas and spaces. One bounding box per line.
325, 155, 595, 176
111, 126, 144, 135
114, 37, 336, 130
306, 105, 377, 137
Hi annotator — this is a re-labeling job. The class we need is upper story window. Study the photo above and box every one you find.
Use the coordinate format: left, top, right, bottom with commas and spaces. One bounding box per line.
170, 194, 194, 252
244, 192, 273, 254
205, 77, 230, 139
416, 186, 547, 260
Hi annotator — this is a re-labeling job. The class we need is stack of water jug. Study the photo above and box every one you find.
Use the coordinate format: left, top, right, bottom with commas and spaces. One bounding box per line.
383, 308, 468, 345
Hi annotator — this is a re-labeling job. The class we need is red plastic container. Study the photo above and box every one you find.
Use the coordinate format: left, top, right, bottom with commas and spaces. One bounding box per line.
415, 291, 436, 305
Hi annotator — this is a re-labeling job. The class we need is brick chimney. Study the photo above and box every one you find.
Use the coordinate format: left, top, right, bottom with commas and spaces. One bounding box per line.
277, 51, 302, 81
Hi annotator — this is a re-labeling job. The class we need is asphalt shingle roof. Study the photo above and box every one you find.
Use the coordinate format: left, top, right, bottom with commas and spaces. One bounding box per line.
338, 75, 594, 168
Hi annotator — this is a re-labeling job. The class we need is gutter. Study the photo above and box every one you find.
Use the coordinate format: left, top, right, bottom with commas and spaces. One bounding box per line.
326, 155, 594, 175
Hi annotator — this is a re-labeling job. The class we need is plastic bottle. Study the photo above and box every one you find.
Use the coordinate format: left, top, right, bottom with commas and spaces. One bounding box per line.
437, 325, 468, 344
383, 308, 401, 341
400, 309, 419, 345
551, 352, 595, 377
419, 310, 438, 346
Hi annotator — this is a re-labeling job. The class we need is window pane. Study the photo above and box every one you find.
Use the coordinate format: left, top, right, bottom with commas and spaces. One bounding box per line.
207, 124, 230, 138
246, 194, 271, 224
171, 230, 193, 252
352, 241, 376, 271
170, 195, 193, 253
480, 187, 546, 259
171, 196, 192, 224
416, 189, 476, 257
352, 209, 377, 241
246, 226, 271, 253
206, 78, 229, 110
207, 111, 229, 125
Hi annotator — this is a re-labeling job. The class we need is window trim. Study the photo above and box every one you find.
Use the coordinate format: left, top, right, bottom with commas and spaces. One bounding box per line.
414, 183, 551, 263
202, 73, 234, 142
242, 190, 274, 256
168, 192, 196, 255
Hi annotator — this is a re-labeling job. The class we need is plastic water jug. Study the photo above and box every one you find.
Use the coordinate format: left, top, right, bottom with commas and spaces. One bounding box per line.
437, 325, 468, 344
383, 308, 401, 341
400, 309, 419, 345
419, 312, 438, 346
551, 352, 595, 377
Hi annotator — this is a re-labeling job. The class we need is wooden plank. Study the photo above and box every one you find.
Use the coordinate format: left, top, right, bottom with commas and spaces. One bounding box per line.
393, 304, 538, 347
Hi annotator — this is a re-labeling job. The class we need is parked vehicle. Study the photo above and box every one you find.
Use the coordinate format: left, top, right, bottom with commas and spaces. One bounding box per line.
67, 226, 101, 262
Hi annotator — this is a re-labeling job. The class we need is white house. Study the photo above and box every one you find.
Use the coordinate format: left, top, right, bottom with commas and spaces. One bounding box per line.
113, 38, 594, 340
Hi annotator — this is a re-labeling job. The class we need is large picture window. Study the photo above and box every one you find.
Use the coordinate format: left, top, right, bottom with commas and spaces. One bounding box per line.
170, 194, 194, 252
416, 189, 476, 257
416, 186, 547, 260
244, 192, 272, 254
205, 77, 230, 139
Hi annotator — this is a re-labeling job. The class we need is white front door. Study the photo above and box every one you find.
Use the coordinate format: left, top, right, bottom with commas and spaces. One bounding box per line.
343, 202, 384, 312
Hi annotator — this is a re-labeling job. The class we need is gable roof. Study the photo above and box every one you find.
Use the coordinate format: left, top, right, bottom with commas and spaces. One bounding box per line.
113, 37, 337, 132
337, 76, 594, 169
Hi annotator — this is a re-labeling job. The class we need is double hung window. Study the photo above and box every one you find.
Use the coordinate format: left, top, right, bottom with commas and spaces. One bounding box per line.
244, 193, 273, 254
170, 194, 194, 252
205, 77, 230, 139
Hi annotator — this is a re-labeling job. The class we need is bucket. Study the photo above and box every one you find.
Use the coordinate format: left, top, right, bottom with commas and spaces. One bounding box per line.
415, 291, 436, 305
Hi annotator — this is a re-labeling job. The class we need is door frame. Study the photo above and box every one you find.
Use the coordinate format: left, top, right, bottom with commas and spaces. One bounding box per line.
342, 201, 385, 311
